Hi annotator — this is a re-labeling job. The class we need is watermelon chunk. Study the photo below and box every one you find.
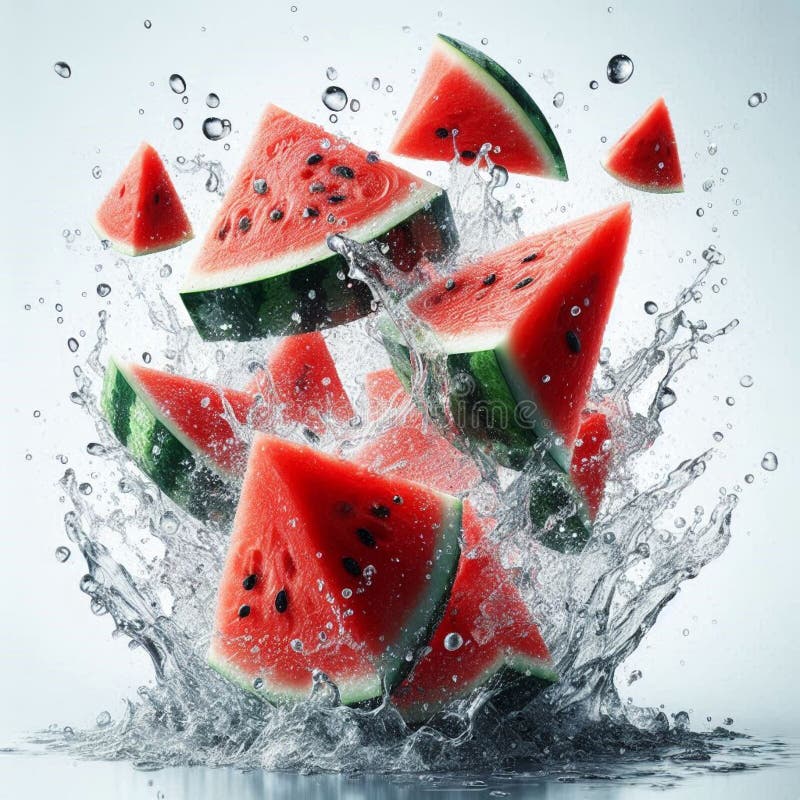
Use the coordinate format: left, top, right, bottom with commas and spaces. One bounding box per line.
101, 358, 255, 522
570, 410, 612, 518
208, 434, 462, 706
602, 98, 684, 193
392, 503, 556, 722
246, 332, 355, 435
355, 369, 481, 496
93, 142, 193, 255
181, 105, 458, 341
391, 35, 567, 180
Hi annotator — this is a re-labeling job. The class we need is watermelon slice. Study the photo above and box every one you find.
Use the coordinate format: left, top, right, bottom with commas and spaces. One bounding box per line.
355, 368, 481, 496
93, 142, 193, 255
101, 358, 255, 522
390, 35, 567, 180
570, 410, 612, 518
392, 503, 556, 722
602, 98, 684, 193
181, 104, 458, 341
246, 332, 355, 436
208, 434, 462, 706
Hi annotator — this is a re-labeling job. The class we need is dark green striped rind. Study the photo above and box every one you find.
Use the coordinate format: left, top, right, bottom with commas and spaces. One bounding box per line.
381, 325, 591, 552
181, 192, 459, 341
100, 360, 240, 524
437, 34, 568, 182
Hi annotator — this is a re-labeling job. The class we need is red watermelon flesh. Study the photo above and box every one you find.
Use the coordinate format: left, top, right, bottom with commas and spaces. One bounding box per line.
391, 35, 567, 180
94, 142, 193, 255
602, 98, 684, 193
357, 368, 481, 496
392, 502, 556, 721
570, 411, 612, 518
246, 332, 354, 435
209, 434, 462, 706
406, 204, 631, 469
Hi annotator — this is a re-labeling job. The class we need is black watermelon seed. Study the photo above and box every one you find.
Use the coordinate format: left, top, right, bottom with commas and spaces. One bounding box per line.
275, 589, 288, 613
217, 224, 230, 241
512, 277, 534, 290
366, 151, 380, 163
482, 273, 496, 286
307, 153, 323, 165
238, 215, 252, 231
238, 604, 251, 618
328, 194, 346, 204
461, 150, 477, 160
269, 209, 283, 222
566, 330, 581, 354
342, 557, 362, 577
253, 178, 268, 194
392, 494, 403, 504
303, 207, 320, 218
435, 127, 449, 139
242, 574, 257, 591
445, 278, 456, 291
309, 181, 325, 193
356, 527, 376, 547
331, 165, 355, 179
303, 427, 320, 443
521, 252, 538, 263
371, 504, 390, 519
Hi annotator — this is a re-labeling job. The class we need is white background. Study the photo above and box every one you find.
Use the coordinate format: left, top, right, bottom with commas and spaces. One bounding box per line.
1, 0, 799, 752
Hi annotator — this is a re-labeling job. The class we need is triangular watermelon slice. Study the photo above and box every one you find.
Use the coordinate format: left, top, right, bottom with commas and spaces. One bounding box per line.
93, 142, 193, 255
383, 204, 631, 473
392, 503, 556, 722
602, 98, 684, 193
208, 434, 462, 706
101, 358, 256, 522
390, 35, 567, 180
246, 332, 355, 436
181, 104, 458, 342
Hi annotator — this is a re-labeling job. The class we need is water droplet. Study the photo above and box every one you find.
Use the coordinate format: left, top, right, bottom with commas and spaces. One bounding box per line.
78, 482, 93, 495
168, 73, 186, 94
682, 628, 690, 637
570, 305, 581, 317
96, 283, 111, 297
322, 86, 347, 112
91, 165, 102, 179
553, 91, 565, 108
589, 80, 599, 90
290, 638, 304, 652
481, 37, 489, 45
349, 98, 360, 112
371, 77, 381, 91
326, 66, 338, 80
644, 301, 658, 315
708, 143, 718, 155
329, 114, 338, 124
747, 91, 767, 108
54, 61, 71, 79
636, 542, 650, 558
725, 396, 735, 406
696, 207, 704, 217
761, 451, 778, 471
67, 337, 79, 353
159, 264, 172, 278
607, 54, 634, 84
202, 117, 231, 141
739, 374, 753, 388
172, 117, 184, 130
142, 352, 152, 364
253, 677, 264, 690
443, 632, 464, 651
628, 669, 642, 684
96, 711, 112, 728
55, 546, 71, 563
744, 473, 754, 484
656, 386, 677, 410
143, 19, 152, 29
341, 587, 353, 599
713, 431, 724, 442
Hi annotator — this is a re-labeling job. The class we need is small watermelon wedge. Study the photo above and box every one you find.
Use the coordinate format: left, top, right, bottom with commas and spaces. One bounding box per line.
101, 358, 255, 522
602, 98, 684, 193
392, 503, 556, 722
208, 434, 462, 706
181, 104, 458, 341
570, 410, 612, 519
390, 35, 567, 180
246, 332, 355, 436
355, 368, 481, 496
93, 142, 193, 255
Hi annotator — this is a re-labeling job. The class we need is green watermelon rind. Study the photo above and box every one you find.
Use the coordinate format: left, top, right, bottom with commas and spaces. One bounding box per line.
91, 217, 194, 258
100, 358, 240, 523
600, 157, 685, 194
397, 651, 558, 724
180, 191, 458, 341
207, 495, 462, 707
436, 34, 568, 182
380, 323, 592, 552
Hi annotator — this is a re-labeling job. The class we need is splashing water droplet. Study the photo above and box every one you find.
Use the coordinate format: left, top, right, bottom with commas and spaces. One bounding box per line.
747, 91, 767, 108
349, 98, 360, 112
96, 711, 112, 728
290, 638, 304, 652
607, 54, 634, 84
67, 337, 79, 353
168, 74, 186, 94
91, 165, 102, 179
54, 61, 71, 79
143, 19, 152, 29
589, 80, 599, 90
55, 546, 71, 563
553, 91, 565, 108
443, 632, 464, 651
371, 77, 381, 91
708, 143, 718, 155
644, 301, 658, 315
656, 386, 677, 410
761, 451, 778, 471
326, 66, 338, 80
627, 669, 642, 684
712, 431, 724, 442
173, 117, 184, 130
696, 208, 704, 217
745, 473, 755, 484
481, 37, 489, 45
159, 264, 172, 278
202, 117, 231, 141
739, 374, 753, 388
205, 93, 220, 108
322, 86, 348, 112
96, 283, 111, 297
142, 352, 152, 364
